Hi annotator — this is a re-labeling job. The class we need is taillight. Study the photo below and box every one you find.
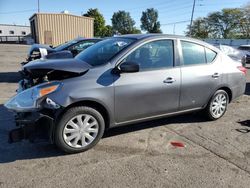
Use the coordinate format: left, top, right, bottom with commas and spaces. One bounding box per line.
237, 66, 247, 75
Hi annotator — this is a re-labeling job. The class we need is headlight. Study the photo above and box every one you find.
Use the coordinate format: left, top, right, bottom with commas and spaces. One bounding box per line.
4, 81, 62, 112
36, 83, 60, 98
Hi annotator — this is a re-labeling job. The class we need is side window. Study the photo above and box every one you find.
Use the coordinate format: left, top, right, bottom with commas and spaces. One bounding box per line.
181, 41, 206, 65
69, 41, 96, 52
205, 48, 217, 63
123, 40, 174, 71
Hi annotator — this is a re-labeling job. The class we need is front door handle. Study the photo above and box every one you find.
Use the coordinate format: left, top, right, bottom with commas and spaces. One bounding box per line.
212, 73, 220, 78
163, 77, 176, 84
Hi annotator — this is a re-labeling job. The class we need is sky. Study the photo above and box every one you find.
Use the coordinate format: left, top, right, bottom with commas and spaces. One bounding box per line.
0, 0, 249, 35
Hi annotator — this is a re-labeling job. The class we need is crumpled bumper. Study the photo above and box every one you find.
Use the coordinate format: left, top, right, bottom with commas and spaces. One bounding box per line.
9, 112, 54, 143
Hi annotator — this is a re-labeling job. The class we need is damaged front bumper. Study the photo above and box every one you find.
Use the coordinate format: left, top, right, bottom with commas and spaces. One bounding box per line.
9, 112, 54, 143
4, 81, 63, 143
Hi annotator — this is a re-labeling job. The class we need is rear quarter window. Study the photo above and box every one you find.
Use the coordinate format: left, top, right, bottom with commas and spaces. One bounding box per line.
205, 48, 217, 63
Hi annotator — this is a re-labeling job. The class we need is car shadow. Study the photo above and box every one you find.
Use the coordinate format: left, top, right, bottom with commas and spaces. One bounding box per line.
103, 112, 205, 138
0, 72, 21, 83
236, 120, 250, 133
0, 101, 206, 163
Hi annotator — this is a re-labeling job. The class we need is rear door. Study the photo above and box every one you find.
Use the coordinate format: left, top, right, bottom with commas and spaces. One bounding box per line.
179, 40, 220, 110
114, 39, 181, 123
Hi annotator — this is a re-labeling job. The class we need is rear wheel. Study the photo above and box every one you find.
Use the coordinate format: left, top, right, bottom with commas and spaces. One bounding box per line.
205, 90, 229, 120
55, 106, 105, 153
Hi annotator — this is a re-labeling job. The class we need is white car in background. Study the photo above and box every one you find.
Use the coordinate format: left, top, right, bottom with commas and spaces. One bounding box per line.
215, 44, 250, 67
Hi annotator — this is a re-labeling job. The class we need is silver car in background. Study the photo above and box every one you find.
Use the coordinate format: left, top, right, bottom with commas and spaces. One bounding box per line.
5, 34, 247, 153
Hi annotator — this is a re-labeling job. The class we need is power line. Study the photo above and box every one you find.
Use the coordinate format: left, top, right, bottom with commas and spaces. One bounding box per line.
0, 9, 36, 14
128, 0, 191, 11
161, 20, 190, 26
100, 0, 192, 13
102, 4, 194, 17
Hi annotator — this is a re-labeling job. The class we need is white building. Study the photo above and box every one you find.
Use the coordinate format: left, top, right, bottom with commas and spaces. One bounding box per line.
0, 24, 30, 36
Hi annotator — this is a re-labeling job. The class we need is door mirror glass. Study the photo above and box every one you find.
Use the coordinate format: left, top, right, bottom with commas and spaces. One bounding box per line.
119, 62, 139, 73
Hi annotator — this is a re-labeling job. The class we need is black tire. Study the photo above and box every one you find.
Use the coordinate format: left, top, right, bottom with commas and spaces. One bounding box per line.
205, 90, 229, 121
55, 106, 105, 154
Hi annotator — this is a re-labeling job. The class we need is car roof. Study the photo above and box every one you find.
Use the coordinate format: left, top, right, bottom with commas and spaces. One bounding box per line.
114, 33, 190, 40
114, 34, 211, 45
114, 34, 218, 51
74, 37, 102, 42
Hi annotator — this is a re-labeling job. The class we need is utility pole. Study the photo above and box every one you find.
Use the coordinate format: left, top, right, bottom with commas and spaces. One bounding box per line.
189, 0, 196, 36
38, 0, 40, 13
173, 24, 176, 35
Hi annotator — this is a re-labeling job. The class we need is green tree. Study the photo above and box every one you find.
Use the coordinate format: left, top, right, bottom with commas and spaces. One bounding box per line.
140, 8, 162, 33
83, 8, 106, 37
207, 8, 243, 38
132, 28, 142, 34
239, 4, 250, 38
102, 25, 113, 37
111, 11, 139, 34
186, 17, 212, 39
187, 8, 247, 39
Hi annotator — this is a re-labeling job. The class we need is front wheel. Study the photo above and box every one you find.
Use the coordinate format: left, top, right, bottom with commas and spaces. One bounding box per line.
205, 90, 229, 120
55, 106, 105, 154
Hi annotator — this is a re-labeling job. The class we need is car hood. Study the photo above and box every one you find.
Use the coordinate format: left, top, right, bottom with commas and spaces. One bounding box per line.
23, 58, 91, 78
28, 44, 56, 56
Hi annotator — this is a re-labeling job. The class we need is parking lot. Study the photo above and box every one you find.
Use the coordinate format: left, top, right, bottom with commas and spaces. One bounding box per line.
0, 43, 250, 187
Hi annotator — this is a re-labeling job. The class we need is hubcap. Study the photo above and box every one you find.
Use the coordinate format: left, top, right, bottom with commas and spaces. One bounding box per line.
211, 93, 227, 118
63, 114, 99, 148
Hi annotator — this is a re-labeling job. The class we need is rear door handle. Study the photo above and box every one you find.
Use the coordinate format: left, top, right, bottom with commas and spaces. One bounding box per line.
212, 73, 220, 78
163, 77, 176, 84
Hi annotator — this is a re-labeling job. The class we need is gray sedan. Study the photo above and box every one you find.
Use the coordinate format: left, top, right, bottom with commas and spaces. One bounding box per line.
5, 34, 246, 153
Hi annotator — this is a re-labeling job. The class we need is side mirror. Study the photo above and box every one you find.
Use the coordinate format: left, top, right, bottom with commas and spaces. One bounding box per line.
119, 62, 139, 73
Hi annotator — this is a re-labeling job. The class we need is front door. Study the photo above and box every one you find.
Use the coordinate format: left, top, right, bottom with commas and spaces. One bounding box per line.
114, 39, 181, 123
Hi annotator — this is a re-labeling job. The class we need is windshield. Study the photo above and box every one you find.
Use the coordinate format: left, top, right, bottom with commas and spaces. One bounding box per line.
54, 39, 78, 51
75, 38, 135, 66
